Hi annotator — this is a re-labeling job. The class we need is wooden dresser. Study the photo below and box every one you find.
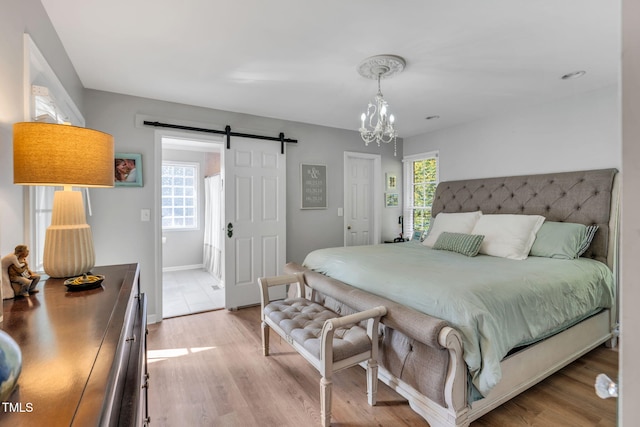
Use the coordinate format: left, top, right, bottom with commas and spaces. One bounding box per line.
0, 263, 148, 426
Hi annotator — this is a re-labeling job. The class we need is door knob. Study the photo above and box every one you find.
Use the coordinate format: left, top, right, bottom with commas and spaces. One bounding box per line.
347, 225, 351, 230
227, 222, 233, 238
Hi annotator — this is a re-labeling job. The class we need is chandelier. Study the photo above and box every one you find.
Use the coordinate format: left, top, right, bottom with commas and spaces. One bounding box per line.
358, 55, 406, 156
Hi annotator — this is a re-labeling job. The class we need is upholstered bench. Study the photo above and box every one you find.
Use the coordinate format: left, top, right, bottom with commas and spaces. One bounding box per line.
259, 273, 387, 427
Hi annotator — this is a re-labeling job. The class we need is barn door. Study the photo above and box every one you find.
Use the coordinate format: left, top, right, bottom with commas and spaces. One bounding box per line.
224, 137, 286, 309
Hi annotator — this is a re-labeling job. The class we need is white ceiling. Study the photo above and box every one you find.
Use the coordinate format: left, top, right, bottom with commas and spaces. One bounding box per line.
40, 0, 619, 138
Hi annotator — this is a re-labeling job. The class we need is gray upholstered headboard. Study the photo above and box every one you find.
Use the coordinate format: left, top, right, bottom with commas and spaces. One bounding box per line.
431, 168, 619, 268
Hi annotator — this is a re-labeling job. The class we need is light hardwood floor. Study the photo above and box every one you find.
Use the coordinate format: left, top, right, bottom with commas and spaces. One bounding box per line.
147, 306, 618, 426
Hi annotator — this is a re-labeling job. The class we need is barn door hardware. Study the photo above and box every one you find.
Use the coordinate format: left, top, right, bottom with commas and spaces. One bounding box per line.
143, 120, 297, 154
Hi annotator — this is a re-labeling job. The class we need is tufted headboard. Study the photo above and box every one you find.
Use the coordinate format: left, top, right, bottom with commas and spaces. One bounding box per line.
431, 168, 619, 268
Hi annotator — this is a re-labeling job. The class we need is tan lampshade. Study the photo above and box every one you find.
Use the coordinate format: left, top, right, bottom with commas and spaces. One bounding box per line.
13, 122, 114, 187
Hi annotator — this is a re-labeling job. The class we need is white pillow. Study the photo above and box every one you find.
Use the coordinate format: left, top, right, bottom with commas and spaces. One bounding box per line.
471, 214, 545, 260
423, 211, 483, 247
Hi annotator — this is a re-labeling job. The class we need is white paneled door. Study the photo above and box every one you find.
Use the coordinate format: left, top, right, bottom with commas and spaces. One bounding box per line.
224, 137, 286, 309
344, 152, 381, 246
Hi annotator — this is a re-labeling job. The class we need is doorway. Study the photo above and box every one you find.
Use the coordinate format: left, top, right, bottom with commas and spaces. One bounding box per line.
160, 133, 224, 318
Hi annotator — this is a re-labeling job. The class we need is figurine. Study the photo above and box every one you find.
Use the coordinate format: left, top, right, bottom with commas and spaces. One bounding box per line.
3, 245, 40, 298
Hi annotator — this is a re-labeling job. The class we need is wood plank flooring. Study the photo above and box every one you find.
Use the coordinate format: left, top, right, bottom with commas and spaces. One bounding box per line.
147, 306, 618, 426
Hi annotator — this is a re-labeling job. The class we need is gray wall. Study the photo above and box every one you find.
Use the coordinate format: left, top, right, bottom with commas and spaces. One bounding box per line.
83, 89, 402, 322
404, 86, 621, 181
0, 0, 84, 256
85, 84, 620, 323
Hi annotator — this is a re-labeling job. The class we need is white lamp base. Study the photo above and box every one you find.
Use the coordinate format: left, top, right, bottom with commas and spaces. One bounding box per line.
43, 190, 96, 278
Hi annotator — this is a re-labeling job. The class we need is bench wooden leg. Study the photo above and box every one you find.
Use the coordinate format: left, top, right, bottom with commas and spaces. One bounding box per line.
320, 376, 332, 427
261, 321, 270, 356
366, 358, 378, 406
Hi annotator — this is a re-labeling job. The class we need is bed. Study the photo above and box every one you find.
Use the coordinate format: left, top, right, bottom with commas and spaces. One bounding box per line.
284, 168, 619, 427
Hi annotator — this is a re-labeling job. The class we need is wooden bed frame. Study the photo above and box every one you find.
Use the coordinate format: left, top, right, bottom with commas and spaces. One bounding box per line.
285, 168, 619, 427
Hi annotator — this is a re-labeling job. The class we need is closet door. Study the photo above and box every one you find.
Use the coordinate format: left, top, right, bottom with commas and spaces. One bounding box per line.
344, 151, 381, 246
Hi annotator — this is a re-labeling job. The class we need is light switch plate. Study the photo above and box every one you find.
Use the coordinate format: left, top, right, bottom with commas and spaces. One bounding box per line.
141, 209, 151, 222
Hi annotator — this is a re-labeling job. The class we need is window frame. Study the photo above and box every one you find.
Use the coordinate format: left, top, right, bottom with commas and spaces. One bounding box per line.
402, 151, 439, 239
161, 160, 200, 231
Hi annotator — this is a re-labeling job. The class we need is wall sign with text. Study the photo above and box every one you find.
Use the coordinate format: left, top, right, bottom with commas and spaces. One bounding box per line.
300, 163, 327, 209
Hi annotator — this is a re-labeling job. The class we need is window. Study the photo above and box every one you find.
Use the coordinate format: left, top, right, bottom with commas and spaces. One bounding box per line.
162, 162, 199, 230
26, 34, 87, 272
31, 91, 69, 271
403, 152, 439, 238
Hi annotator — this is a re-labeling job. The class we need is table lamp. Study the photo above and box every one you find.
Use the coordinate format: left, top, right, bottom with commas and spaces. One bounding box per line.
13, 122, 114, 278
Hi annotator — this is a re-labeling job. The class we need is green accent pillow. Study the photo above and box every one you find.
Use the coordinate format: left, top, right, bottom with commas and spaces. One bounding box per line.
577, 225, 599, 256
432, 232, 485, 257
529, 221, 592, 259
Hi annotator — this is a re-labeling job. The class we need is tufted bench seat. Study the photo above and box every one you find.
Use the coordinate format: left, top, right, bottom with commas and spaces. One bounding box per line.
259, 273, 386, 427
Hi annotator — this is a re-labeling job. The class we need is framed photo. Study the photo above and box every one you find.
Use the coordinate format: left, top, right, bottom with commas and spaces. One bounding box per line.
386, 173, 397, 190
385, 192, 399, 207
115, 153, 143, 187
301, 163, 327, 209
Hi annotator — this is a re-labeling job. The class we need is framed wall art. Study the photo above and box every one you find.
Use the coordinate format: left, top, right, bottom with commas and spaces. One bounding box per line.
115, 153, 143, 187
386, 173, 397, 190
385, 192, 399, 207
300, 163, 327, 209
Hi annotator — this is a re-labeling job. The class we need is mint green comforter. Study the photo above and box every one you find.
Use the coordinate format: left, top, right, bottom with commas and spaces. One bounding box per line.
302, 241, 615, 397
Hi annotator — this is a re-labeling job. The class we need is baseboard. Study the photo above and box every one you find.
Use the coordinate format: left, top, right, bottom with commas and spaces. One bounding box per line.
147, 314, 159, 324
162, 264, 204, 273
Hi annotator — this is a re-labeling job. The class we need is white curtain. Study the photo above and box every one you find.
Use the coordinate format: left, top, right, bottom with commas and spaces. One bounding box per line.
203, 175, 222, 283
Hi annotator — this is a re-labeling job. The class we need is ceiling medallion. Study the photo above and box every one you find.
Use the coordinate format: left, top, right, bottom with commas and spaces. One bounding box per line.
357, 55, 406, 80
